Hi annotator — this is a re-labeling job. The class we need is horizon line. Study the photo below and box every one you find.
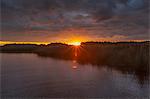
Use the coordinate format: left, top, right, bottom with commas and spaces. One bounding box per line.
0, 40, 149, 46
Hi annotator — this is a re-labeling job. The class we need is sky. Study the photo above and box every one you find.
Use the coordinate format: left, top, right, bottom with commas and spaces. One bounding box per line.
0, 0, 149, 43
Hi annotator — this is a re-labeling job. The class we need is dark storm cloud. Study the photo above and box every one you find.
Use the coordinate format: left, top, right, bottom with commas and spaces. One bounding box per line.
0, 0, 149, 41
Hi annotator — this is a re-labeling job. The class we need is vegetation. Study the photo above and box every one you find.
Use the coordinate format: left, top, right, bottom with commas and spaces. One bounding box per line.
0, 42, 149, 66
0, 41, 149, 83
0, 44, 39, 53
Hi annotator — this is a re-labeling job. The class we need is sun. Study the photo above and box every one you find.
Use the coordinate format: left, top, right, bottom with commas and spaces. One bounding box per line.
68, 42, 81, 46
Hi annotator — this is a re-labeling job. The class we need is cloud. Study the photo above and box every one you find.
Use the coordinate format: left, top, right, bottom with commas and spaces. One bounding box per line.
0, 0, 149, 42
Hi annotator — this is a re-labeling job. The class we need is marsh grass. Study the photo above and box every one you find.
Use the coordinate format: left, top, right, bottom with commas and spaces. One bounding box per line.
0, 41, 149, 84
1, 42, 149, 67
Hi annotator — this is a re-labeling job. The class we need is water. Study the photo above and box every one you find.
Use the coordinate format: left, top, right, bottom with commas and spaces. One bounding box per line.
1, 53, 149, 98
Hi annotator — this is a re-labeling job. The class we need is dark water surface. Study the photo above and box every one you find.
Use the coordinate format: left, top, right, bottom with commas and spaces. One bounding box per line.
1, 53, 149, 98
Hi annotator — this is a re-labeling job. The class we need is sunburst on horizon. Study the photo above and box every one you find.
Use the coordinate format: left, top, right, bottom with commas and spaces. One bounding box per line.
68, 42, 81, 46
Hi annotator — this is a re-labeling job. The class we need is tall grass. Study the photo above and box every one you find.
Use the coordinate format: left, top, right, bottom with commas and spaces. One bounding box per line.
0, 42, 149, 84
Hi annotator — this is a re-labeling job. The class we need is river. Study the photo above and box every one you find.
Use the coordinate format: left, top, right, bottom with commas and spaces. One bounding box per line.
1, 53, 149, 98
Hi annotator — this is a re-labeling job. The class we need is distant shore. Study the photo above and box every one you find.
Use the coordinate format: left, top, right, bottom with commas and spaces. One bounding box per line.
0, 41, 149, 66
1, 41, 149, 83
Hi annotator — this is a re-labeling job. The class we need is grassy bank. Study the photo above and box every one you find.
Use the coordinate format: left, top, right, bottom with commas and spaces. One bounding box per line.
0, 41, 149, 84
0, 42, 149, 67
